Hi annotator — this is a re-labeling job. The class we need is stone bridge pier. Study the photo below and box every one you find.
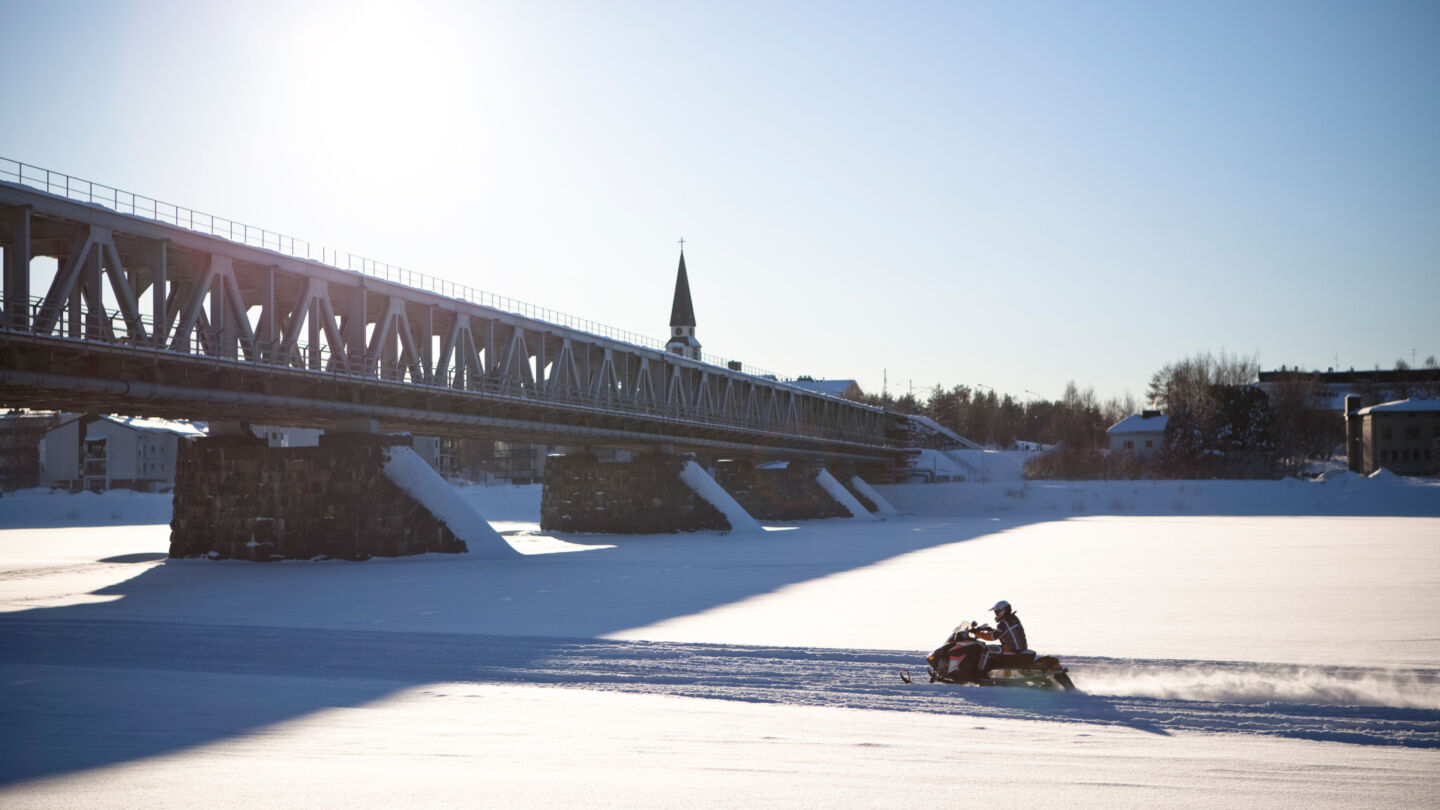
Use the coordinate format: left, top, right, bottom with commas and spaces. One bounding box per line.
169, 424, 516, 561
540, 450, 894, 533
170, 429, 898, 559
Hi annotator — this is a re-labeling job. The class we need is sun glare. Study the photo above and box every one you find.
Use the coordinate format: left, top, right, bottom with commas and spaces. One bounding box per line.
283, 2, 473, 167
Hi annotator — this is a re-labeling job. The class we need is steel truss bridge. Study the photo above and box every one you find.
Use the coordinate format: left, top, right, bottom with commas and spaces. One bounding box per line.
0, 161, 898, 462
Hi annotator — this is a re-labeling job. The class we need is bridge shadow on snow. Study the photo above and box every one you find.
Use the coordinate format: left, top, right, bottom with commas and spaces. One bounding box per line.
1, 506, 1435, 785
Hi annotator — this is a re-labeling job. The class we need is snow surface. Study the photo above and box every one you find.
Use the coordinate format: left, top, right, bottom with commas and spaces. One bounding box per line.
1, 475, 1438, 807
908, 447, 1035, 481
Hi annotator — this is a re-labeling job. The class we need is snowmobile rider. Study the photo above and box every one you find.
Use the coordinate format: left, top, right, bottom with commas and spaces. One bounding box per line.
975, 600, 1029, 668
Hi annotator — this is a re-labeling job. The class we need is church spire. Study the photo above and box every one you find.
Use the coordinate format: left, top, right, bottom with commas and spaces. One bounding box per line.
669, 250, 696, 328
665, 244, 702, 360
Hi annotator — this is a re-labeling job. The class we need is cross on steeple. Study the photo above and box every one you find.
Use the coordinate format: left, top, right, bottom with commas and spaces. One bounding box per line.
677, 237, 686, 253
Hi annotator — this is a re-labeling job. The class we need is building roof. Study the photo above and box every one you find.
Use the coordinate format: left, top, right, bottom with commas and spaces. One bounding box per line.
1354, 398, 1440, 416
104, 415, 208, 437
1260, 368, 1440, 385
787, 378, 863, 399
669, 252, 696, 327
50, 414, 208, 437
1107, 412, 1169, 434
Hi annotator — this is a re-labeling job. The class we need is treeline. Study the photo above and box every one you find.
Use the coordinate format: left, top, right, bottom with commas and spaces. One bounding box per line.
858, 381, 1135, 451
859, 351, 1345, 480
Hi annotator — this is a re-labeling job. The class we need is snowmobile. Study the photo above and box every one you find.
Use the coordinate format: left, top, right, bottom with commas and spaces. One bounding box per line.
900, 621, 1076, 691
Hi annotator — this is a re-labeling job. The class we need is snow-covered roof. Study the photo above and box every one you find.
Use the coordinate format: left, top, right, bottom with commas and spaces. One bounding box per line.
1354, 398, 1440, 416
0, 410, 58, 421
88, 415, 208, 437
1107, 413, 1169, 434
786, 379, 862, 398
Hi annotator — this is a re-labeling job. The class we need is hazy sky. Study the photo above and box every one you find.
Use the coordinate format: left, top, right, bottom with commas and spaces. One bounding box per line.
2, 0, 1436, 403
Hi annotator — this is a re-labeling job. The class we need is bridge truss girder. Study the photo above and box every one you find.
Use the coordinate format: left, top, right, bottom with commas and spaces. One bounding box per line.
0, 181, 898, 462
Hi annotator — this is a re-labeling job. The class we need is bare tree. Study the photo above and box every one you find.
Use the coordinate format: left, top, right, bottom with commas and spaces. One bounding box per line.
1102, 391, 1139, 428
1148, 351, 1260, 416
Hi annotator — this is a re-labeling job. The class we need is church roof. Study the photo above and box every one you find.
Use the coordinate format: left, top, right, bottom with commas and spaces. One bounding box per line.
669, 252, 696, 327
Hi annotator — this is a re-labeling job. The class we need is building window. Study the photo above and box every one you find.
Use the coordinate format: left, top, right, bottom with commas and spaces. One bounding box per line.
1145, 440, 1154, 449
1381, 426, 1392, 439
1123, 440, 1134, 450
1405, 425, 1421, 439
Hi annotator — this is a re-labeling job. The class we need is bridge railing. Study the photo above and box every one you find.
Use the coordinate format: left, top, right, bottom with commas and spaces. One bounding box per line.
0, 157, 781, 379
5, 294, 884, 445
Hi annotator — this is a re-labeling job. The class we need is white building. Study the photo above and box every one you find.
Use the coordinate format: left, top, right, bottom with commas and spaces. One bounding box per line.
42, 415, 206, 492
252, 425, 324, 448
250, 425, 456, 478
1107, 411, 1168, 458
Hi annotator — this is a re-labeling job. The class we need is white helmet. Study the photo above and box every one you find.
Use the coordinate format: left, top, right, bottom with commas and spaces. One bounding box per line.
990, 600, 1012, 618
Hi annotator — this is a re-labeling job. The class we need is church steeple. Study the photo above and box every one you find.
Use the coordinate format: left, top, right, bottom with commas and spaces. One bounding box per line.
669, 251, 696, 328
665, 245, 702, 360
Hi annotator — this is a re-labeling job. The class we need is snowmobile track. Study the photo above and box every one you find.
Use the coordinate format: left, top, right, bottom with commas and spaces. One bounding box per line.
3, 617, 1438, 748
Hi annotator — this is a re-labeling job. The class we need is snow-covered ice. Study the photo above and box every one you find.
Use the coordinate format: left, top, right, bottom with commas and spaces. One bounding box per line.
1, 474, 1437, 807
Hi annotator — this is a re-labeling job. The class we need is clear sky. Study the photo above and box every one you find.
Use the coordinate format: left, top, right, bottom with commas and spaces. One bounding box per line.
2, 0, 1436, 403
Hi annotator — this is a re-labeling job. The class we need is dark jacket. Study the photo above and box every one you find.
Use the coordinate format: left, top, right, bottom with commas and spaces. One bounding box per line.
995, 612, 1027, 653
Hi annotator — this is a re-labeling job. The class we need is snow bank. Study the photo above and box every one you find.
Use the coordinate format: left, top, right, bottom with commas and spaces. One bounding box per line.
815, 468, 877, 520
877, 475, 1440, 518
906, 448, 1034, 482
381, 447, 519, 558
849, 476, 897, 515
679, 461, 762, 532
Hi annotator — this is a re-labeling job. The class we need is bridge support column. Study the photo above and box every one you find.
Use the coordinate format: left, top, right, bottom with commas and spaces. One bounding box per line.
712, 459, 857, 521
540, 452, 742, 533
170, 432, 475, 561
2, 204, 31, 331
